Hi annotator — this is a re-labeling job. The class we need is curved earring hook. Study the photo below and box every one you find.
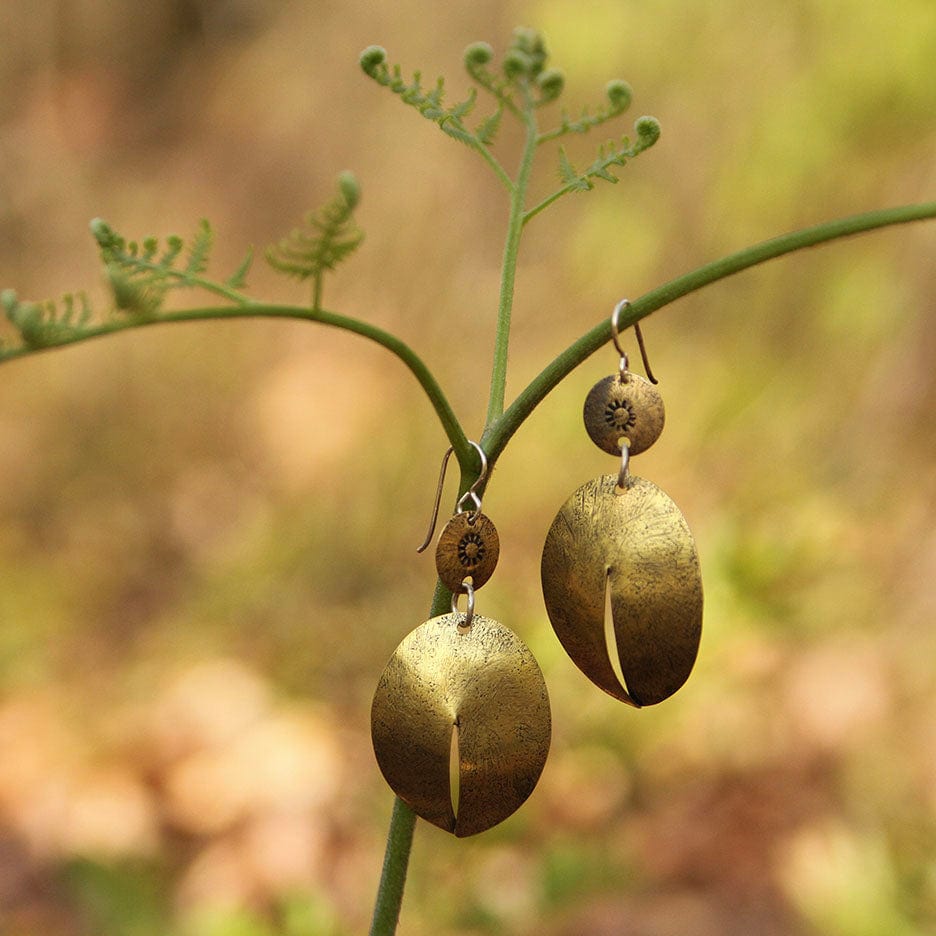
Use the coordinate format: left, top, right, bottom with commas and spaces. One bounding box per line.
416, 441, 489, 553
611, 299, 658, 384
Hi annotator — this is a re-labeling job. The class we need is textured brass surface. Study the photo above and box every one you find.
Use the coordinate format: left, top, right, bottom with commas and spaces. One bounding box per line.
435, 512, 500, 593
541, 474, 702, 706
583, 373, 665, 456
371, 613, 551, 837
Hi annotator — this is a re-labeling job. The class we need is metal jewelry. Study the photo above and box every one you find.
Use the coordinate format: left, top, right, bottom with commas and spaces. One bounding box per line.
540, 301, 703, 707
372, 442, 551, 836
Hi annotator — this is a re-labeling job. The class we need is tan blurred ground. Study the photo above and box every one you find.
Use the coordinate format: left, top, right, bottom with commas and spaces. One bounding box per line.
1, 1, 935, 934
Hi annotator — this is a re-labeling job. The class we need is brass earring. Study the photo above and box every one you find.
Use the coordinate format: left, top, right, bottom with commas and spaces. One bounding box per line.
372, 442, 551, 836
541, 301, 703, 707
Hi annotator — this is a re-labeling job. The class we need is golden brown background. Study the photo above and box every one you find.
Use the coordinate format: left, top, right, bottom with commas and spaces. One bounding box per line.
1, 1, 934, 934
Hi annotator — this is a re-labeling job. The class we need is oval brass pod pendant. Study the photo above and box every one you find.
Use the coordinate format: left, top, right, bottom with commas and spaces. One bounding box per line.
541, 474, 702, 706
371, 613, 551, 837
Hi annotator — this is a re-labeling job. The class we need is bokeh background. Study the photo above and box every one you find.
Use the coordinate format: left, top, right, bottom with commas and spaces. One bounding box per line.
1, 1, 934, 934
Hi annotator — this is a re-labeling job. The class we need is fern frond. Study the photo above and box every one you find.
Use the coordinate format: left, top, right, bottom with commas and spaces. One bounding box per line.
185, 219, 214, 275
463, 42, 520, 114
557, 147, 579, 184
161, 235, 184, 268
539, 81, 636, 143
2, 289, 92, 350
551, 118, 662, 198
226, 248, 254, 289
360, 46, 482, 143
475, 105, 503, 145
91, 218, 251, 313
439, 119, 480, 148
557, 148, 592, 192
265, 172, 363, 295
1, 215, 257, 360
448, 88, 477, 121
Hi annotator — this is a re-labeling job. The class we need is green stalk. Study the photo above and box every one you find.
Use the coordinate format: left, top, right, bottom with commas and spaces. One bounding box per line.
482, 201, 936, 460
484, 98, 540, 426
522, 184, 575, 225
0, 302, 471, 466
465, 134, 515, 192
368, 492, 478, 935
369, 797, 418, 936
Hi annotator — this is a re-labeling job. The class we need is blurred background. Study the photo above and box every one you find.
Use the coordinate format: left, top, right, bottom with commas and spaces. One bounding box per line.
1, 1, 934, 934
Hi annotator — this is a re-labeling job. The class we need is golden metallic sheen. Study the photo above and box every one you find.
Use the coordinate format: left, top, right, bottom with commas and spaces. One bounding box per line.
435, 512, 500, 592
583, 373, 665, 456
371, 613, 551, 837
541, 474, 702, 706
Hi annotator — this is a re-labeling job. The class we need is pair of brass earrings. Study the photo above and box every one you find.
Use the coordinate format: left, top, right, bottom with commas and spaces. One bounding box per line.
371, 300, 703, 836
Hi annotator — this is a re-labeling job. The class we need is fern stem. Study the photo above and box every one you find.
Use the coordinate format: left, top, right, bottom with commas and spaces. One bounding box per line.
471, 141, 514, 192
482, 201, 936, 459
484, 102, 539, 426
0, 303, 472, 464
113, 257, 252, 306
312, 273, 324, 312
523, 183, 576, 226
369, 797, 418, 936
369, 568, 463, 935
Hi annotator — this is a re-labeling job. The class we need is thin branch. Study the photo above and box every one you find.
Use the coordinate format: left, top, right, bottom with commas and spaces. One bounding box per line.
459, 131, 515, 192
484, 102, 540, 425
482, 201, 936, 460
369, 797, 418, 936
1, 302, 471, 464
523, 182, 578, 225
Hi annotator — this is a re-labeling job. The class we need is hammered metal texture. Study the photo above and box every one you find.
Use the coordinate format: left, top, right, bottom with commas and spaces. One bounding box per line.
583, 373, 665, 456
435, 512, 500, 592
541, 474, 702, 706
371, 613, 551, 837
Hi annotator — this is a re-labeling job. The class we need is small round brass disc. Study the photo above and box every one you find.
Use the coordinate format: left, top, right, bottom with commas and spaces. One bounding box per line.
541, 474, 702, 706
371, 613, 551, 837
435, 512, 500, 593
583, 373, 665, 456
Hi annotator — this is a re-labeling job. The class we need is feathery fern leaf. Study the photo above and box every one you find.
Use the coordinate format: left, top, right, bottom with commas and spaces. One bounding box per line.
360, 46, 483, 143
2, 289, 92, 350
1, 217, 253, 359
539, 81, 636, 143
225, 248, 254, 290
475, 105, 503, 145
184, 219, 214, 275
557, 147, 580, 185
553, 118, 662, 197
265, 172, 363, 289
91, 218, 250, 313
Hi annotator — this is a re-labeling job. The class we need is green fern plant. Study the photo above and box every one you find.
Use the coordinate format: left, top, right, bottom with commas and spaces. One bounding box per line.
1, 289, 92, 350
2, 24, 934, 936
265, 170, 363, 309
93, 217, 251, 314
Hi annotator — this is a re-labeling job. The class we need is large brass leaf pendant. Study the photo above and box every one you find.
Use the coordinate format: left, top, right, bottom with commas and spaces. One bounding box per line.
371, 613, 551, 837
541, 474, 702, 706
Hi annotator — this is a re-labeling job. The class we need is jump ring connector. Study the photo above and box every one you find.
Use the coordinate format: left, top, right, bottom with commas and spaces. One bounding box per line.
617, 438, 631, 488
451, 578, 476, 629
456, 489, 483, 521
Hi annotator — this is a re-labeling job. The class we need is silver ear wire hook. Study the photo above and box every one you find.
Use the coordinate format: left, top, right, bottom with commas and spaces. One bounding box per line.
416, 441, 489, 553
611, 299, 658, 384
